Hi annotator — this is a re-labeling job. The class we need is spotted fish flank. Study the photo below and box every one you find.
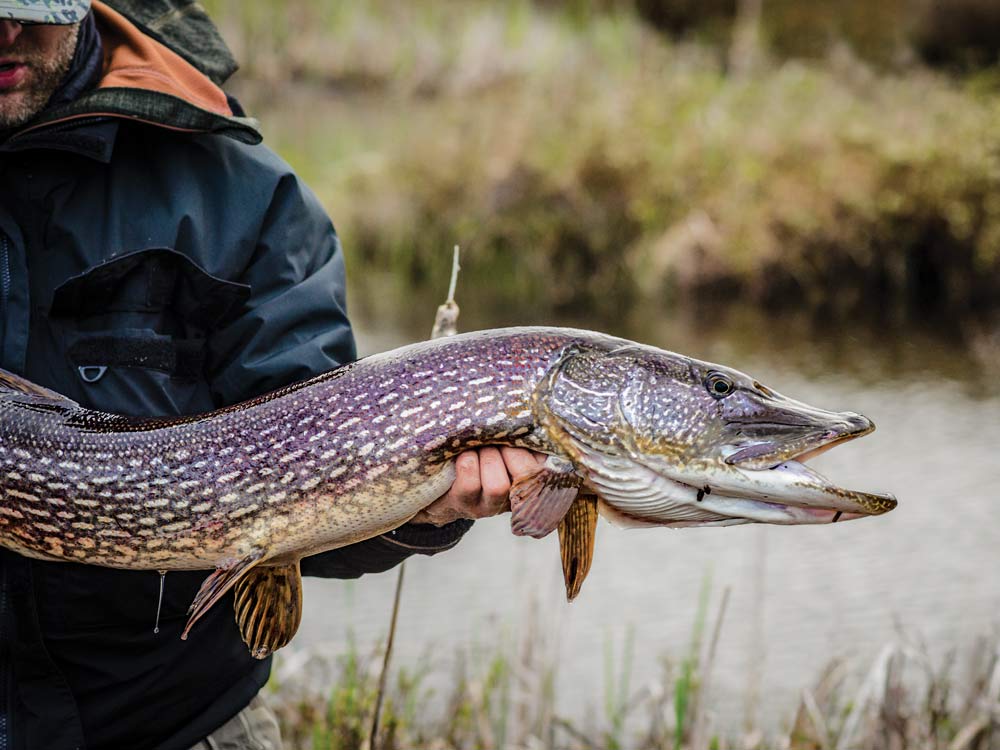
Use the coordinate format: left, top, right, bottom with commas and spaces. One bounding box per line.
0, 327, 896, 657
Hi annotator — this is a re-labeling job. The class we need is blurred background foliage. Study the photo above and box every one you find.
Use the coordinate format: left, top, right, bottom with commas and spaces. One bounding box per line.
202, 0, 1000, 333
189, 5, 1000, 747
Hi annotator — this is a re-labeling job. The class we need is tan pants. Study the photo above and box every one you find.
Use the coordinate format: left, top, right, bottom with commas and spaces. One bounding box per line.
187, 694, 282, 750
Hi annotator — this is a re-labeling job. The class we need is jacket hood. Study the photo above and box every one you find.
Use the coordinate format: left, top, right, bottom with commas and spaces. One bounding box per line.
95, 0, 232, 116
101, 0, 240, 86
8, 0, 261, 145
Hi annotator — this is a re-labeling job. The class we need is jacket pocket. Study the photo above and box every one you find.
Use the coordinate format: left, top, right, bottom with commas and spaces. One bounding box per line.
32, 560, 207, 633
47, 247, 250, 415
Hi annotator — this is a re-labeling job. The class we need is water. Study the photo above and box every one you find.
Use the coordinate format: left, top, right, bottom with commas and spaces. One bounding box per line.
291, 303, 1000, 731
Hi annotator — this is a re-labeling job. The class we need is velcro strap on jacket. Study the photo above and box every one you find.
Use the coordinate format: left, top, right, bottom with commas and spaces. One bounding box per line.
68, 335, 204, 378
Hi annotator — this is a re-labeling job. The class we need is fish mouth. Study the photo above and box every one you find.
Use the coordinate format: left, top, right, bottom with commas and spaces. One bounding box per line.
697, 458, 897, 525
625, 456, 897, 528
722, 411, 875, 470
601, 412, 896, 528
695, 414, 896, 524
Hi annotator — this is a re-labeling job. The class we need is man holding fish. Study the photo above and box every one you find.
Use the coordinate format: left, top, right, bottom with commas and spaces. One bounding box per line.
0, 1, 539, 748
0, 3, 897, 750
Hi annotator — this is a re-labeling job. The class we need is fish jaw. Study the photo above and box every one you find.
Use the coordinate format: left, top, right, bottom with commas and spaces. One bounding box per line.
690, 458, 897, 523
661, 400, 897, 521
720, 405, 876, 470
586, 448, 896, 529
595, 497, 867, 529
671, 453, 896, 514
548, 388, 895, 527
628, 428, 897, 527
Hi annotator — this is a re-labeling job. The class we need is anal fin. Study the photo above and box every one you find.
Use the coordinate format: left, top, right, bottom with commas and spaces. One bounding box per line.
558, 494, 599, 602
510, 456, 582, 539
182, 549, 266, 642
233, 561, 304, 659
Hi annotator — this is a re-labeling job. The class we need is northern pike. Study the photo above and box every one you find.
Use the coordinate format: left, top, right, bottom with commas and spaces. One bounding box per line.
0, 327, 896, 657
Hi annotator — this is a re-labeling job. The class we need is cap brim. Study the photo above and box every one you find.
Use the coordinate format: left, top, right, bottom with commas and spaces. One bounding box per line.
0, 2, 89, 24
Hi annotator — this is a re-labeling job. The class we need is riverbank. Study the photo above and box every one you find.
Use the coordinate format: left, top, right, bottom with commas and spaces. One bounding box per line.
207, 1, 1000, 326
268, 620, 1000, 750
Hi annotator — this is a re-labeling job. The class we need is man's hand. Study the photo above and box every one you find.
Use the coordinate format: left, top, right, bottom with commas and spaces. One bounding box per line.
409, 447, 546, 526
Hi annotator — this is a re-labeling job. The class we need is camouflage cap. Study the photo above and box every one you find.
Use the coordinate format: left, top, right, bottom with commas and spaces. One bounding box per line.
0, 0, 90, 24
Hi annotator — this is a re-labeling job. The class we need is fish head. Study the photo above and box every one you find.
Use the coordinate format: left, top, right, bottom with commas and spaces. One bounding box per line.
539, 340, 896, 528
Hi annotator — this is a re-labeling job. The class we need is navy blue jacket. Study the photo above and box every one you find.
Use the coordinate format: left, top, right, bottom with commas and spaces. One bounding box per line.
0, 4, 469, 749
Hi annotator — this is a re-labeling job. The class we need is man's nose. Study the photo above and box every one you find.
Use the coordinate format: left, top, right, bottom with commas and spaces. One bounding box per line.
0, 20, 23, 48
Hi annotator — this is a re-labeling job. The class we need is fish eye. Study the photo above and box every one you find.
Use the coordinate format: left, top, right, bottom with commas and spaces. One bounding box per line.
705, 372, 734, 398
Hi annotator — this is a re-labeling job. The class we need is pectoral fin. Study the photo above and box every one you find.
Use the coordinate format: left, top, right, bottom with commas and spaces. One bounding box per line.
182, 549, 266, 641
558, 494, 599, 601
510, 456, 582, 539
234, 562, 304, 659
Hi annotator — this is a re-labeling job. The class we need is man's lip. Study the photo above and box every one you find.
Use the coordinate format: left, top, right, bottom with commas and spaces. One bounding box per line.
0, 62, 27, 90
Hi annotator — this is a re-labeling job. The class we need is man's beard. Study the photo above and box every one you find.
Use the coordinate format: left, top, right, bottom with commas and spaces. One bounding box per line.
0, 24, 81, 131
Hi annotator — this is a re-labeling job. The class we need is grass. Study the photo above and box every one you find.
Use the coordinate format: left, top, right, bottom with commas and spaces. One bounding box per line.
205, 0, 1000, 325
266, 602, 1000, 750
603, 625, 635, 749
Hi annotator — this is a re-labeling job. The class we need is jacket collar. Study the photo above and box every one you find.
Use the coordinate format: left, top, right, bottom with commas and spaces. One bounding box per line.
2, 0, 260, 157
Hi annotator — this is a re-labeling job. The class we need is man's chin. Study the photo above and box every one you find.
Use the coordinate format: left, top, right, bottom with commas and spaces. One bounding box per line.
0, 92, 50, 131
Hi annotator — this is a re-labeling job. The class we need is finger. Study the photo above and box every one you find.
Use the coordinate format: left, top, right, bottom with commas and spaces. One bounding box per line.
477, 447, 511, 513
409, 505, 460, 526
448, 451, 482, 505
412, 451, 482, 526
500, 447, 547, 480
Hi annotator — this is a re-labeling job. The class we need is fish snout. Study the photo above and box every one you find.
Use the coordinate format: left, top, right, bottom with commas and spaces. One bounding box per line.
840, 411, 874, 436
816, 411, 873, 442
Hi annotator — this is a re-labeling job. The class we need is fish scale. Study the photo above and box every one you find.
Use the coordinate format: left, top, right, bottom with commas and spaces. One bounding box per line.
0, 326, 895, 657
0, 329, 584, 569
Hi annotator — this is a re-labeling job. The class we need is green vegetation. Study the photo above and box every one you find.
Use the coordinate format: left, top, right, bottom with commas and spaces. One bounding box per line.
204, 0, 1000, 324
267, 619, 1000, 750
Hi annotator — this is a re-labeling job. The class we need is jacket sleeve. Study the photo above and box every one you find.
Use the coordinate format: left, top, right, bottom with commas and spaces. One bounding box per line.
206, 169, 357, 402
205, 159, 472, 578
300, 520, 474, 578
